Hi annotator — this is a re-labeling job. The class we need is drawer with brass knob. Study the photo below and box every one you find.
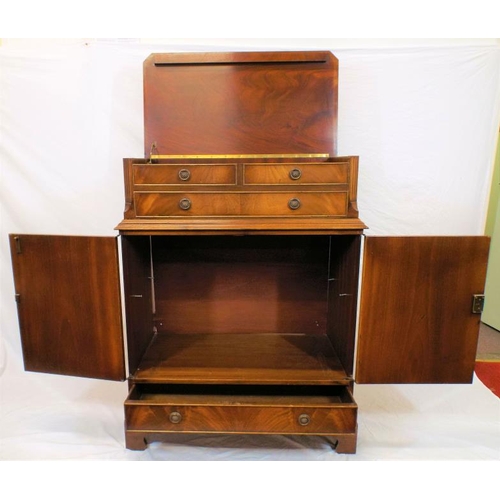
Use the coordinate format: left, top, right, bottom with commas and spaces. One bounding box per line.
132, 163, 237, 185
125, 384, 357, 436
120, 156, 363, 229
243, 162, 349, 185
133, 192, 348, 217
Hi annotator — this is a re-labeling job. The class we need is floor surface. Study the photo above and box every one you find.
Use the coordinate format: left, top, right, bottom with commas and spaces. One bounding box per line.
477, 322, 500, 361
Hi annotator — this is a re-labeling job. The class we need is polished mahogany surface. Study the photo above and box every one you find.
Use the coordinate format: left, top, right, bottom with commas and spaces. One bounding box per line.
357, 236, 490, 383
131, 333, 350, 385
9, 235, 125, 380
117, 156, 364, 233
143, 52, 338, 157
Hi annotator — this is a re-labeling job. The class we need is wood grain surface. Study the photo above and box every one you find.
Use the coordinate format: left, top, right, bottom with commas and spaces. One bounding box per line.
134, 191, 348, 217
133, 164, 236, 185
243, 162, 349, 185
151, 235, 330, 335
131, 333, 350, 385
143, 51, 338, 156
9, 235, 125, 380
356, 236, 490, 383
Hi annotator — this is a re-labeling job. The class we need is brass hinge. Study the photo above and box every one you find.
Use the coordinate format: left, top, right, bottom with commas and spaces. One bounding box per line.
148, 142, 158, 163
472, 294, 485, 314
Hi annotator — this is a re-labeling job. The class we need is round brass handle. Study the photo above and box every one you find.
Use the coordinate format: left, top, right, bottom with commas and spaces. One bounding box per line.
298, 414, 311, 426
289, 168, 302, 180
179, 198, 192, 211
169, 411, 182, 424
288, 198, 301, 210
178, 169, 191, 181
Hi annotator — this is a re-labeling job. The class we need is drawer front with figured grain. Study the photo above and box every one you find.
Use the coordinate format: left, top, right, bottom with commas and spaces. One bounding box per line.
134, 192, 348, 217
134, 192, 240, 217
133, 164, 236, 185
243, 163, 349, 185
125, 386, 357, 435
240, 192, 348, 217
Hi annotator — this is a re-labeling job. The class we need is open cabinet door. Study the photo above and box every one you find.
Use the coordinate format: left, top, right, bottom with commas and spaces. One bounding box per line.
9, 235, 125, 381
356, 236, 489, 384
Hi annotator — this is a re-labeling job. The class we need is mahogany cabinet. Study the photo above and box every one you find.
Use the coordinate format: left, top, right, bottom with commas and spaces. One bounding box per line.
9, 51, 489, 454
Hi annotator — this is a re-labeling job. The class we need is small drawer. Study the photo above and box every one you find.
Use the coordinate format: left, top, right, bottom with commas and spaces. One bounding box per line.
134, 192, 241, 217
134, 192, 348, 217
244, 163, 349, 185
240, 192, 348, 217
133, 164, 236, 185
125, 384, 357, 435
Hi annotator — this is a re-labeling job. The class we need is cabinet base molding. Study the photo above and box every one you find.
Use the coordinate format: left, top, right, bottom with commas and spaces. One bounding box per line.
124, 430, 358, 454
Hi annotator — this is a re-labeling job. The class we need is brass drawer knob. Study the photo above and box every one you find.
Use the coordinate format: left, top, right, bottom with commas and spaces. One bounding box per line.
288, 198, 301, 210
289, 168, 302, 180
298, 414, 311, 426
179, 198, 192, 210
169, 411, 182, 424
178, 169, 191, 181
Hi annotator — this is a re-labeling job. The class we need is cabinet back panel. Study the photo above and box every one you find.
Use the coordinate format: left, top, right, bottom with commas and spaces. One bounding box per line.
152, 236, 329, 334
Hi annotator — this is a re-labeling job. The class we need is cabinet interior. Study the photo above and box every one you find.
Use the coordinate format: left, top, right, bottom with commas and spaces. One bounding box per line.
128, 384, 355, 405
122, 234, 361, 386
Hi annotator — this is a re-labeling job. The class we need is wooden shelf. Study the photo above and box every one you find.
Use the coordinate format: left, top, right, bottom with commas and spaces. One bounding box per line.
116, 217, 367, 235
132, 333, 350, 385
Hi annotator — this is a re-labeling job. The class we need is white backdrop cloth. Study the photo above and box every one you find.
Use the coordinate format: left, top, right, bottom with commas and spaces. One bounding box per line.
1, 40, 500, 460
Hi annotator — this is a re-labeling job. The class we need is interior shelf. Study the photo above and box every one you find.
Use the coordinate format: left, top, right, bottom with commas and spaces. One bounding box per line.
131, 333, 350, 385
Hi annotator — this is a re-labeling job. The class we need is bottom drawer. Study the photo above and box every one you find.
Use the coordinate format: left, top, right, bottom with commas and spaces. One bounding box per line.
133, 191, 348, 217
125, 384, 357, 435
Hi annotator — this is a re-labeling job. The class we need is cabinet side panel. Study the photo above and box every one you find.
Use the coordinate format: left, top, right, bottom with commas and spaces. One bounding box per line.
121, 236, 155, 375
9, 235, 125, 380
327, 236, 361, 377
356, 236, 490, 384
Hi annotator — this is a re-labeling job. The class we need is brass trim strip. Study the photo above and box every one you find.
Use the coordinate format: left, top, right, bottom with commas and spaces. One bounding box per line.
150, 153, 330, 160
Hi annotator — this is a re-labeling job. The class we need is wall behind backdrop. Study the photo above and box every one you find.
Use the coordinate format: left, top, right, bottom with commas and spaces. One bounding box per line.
1, 38, 500, 392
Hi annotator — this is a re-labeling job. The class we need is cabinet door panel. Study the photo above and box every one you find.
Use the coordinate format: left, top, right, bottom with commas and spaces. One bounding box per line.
356, 236, 489, 384
9, 235, 125, 381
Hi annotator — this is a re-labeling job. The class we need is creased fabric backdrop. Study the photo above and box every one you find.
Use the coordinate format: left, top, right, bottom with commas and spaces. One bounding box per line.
1, 39, 499, 460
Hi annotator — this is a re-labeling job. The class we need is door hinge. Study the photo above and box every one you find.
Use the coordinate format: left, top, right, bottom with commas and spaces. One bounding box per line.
472, 294, 485, 314
14, 236, 22, 254
15, 293, 21, 303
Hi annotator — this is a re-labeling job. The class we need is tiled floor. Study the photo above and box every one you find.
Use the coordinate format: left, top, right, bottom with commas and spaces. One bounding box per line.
477, 322, 500, 361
